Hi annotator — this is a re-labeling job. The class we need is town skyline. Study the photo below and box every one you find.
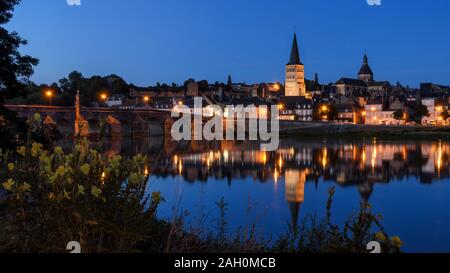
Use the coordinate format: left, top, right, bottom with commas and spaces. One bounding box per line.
7, 0, 450, 87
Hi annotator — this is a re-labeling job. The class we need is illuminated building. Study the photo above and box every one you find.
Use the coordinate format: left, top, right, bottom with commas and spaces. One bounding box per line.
285, 33, 307, 97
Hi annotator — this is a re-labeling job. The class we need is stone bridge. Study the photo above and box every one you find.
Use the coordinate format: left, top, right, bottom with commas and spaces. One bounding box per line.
5, 105, 175, 138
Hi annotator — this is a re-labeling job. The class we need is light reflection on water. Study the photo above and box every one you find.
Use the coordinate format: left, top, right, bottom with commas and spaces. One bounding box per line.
75, 136, 450, 253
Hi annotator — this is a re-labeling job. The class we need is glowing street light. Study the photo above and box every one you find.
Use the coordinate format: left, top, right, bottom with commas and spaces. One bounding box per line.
100, 93, 108, 101
45, 90, 53, 107
144, 96, 150, 103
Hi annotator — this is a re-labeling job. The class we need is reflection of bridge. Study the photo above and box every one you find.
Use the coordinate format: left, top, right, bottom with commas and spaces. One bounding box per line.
5, 105, 174, 138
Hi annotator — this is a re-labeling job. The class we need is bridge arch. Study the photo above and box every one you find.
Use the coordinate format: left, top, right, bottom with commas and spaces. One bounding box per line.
104, 115, 122, 138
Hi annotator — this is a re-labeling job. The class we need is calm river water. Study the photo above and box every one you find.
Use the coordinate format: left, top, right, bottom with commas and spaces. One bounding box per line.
93, 136, 450, 253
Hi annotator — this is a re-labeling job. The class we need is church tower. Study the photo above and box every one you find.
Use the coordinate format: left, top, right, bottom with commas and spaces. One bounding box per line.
285, 33, 306, 97
358, 54, 374, 83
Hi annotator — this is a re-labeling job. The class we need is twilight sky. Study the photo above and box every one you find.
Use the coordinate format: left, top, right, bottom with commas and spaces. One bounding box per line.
6, 0, 450, 87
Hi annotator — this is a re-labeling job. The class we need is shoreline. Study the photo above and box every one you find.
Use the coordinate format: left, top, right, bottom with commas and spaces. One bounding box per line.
278, 122, 450, 140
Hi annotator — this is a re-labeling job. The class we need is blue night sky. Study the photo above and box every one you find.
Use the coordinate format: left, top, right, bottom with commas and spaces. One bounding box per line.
6, 0, 450, 87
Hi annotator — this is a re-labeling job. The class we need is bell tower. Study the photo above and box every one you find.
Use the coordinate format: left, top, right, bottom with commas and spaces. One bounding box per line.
358, 54, 374, 83
285, 33, 306, 97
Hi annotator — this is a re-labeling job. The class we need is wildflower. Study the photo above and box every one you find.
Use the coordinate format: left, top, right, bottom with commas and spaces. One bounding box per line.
7, 163, 14, 172
375, 232, 387, 242
63, 190, 71, 200
391, 236, 404, 248
31, 143, 43, 157
17, 146, 26, 156
18, 183, 31, 193
54, 146, 63, 155
33, 113, 41, 122
2, 179, 15, 191
55, 165, 66, 177
152, 191, 164, 204
80, 164, 90, 175
109, 155, 122, 169
91, 186, 102, 198
77, 185, 85, 196
39, 154, 51, 166
128, 172, 140, 186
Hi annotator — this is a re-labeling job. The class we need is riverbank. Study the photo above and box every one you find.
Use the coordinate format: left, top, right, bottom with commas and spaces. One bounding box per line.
279, 122, 450, 139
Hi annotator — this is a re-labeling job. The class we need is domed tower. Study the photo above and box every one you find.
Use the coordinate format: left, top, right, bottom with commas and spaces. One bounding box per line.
358, 54, 374, 83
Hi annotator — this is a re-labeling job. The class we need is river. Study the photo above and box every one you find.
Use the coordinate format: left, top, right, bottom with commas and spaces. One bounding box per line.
78, 136, 450, 253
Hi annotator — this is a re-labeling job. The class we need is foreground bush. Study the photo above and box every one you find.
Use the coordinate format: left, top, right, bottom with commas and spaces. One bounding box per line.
0, 139, 164, 253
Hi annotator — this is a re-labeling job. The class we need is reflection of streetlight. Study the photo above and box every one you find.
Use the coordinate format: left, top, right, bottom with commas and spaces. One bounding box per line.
45, 90, 53, 107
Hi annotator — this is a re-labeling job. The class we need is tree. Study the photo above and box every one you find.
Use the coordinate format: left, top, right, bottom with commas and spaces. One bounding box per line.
197, 80, 209, 92
411, 104, 429, 124
314, 103, 337, 121
0, 0, 39, 149
441, 110, 450, 121
107, 74, 129, 96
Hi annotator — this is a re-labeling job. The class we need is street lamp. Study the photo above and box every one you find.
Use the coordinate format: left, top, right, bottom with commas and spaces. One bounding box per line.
100, 93, 108, 101
45, 90, 53, 107
144, 96, 150, 103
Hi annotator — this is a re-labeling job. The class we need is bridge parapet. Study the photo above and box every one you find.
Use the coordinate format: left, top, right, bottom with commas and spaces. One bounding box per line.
4, 105, 172, 138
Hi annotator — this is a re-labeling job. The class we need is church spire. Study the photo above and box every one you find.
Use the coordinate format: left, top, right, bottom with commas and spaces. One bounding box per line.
288, 33, 302, 65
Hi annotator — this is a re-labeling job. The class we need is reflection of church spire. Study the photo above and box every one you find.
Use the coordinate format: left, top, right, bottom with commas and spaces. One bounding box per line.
289, 202, 301, 232
285, 169, 307, 232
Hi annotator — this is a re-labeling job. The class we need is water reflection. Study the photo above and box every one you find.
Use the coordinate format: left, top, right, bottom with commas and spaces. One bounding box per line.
92, 136, 450, 251
144, 138, 449, 186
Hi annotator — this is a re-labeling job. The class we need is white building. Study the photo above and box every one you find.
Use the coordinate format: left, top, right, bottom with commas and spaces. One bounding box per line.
364, 98, 397, 125
105, 94, 125, 107
421, 98, 447, 125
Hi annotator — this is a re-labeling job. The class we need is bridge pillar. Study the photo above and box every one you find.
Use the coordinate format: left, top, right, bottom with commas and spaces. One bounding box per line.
164, 118, 175, 139
105, 115, 122, 139
132, 115, 150, 138
43, 115, 56, 126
